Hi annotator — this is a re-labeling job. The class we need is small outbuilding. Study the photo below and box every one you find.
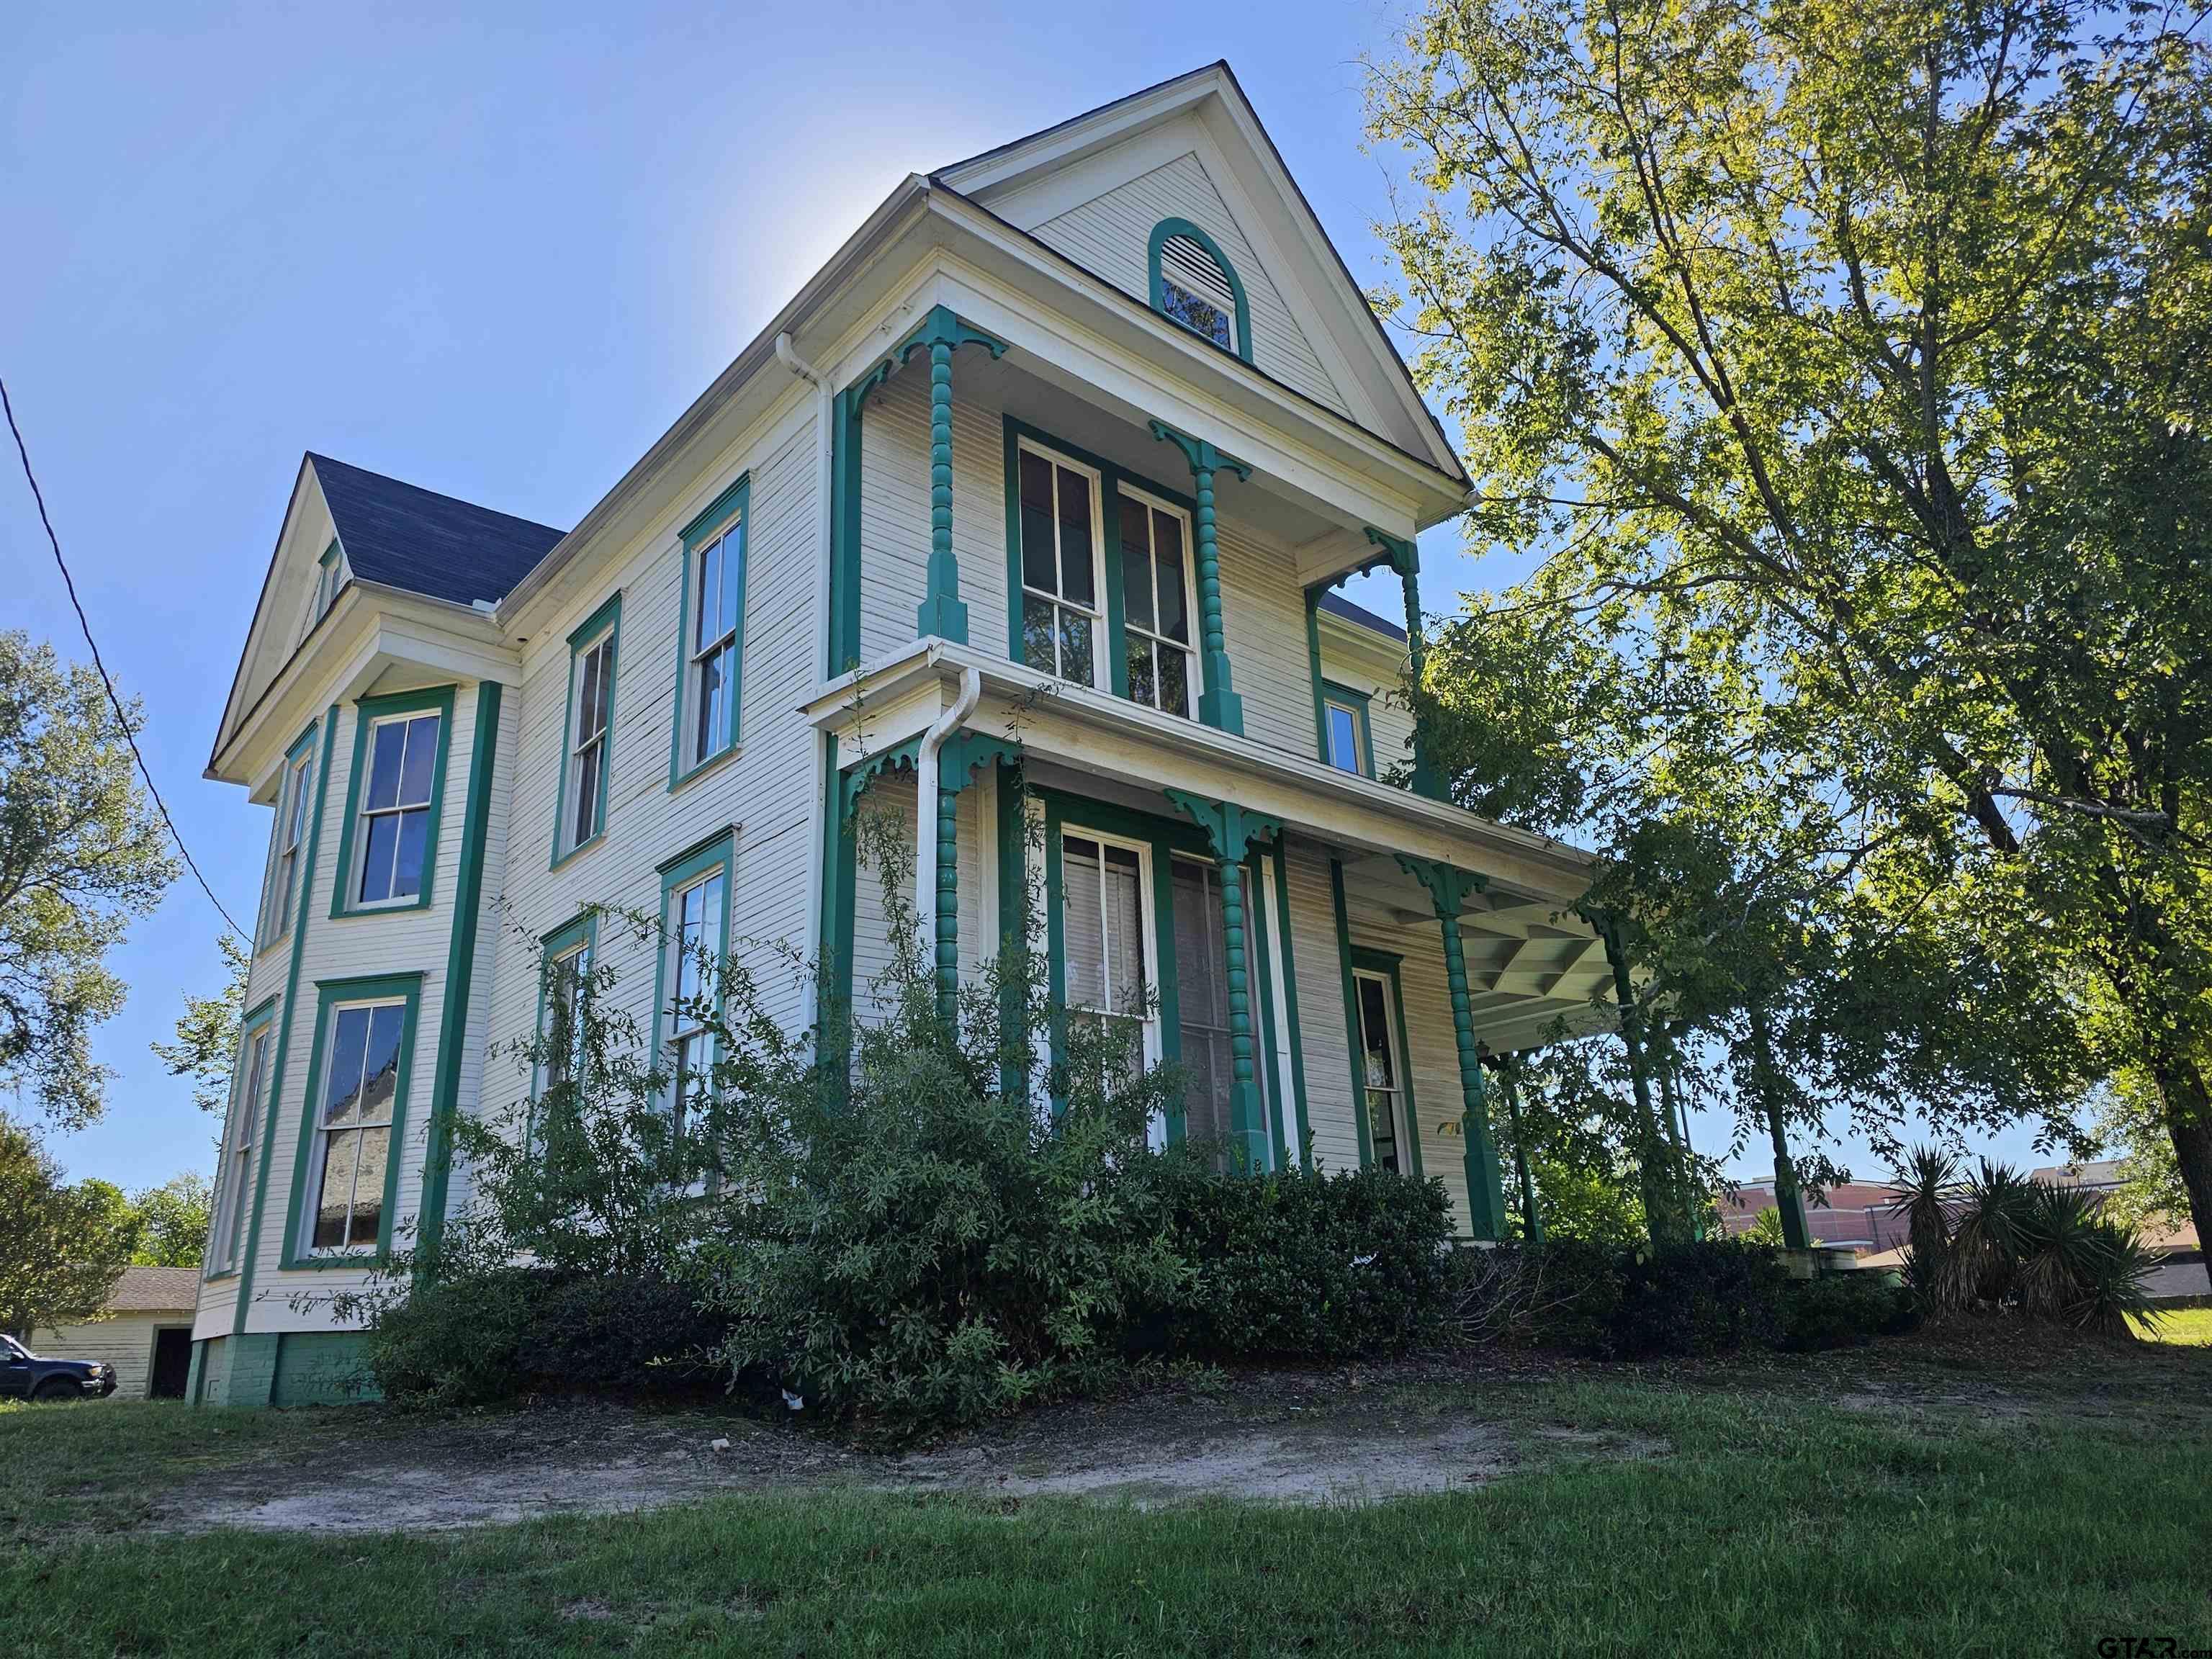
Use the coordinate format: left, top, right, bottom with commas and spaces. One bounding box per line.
30, 1267, 200, 1400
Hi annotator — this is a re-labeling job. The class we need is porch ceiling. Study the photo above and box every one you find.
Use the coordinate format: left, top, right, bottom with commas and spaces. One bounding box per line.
1339, 852, 1618, 1056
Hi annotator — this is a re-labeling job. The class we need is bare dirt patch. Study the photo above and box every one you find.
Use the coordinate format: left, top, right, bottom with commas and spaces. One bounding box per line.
143, 1365, 1659, 1533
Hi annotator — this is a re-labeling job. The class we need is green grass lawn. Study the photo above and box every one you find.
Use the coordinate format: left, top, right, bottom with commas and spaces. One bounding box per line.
5, 1343, 2209, 1658
2136, 1305, 2212, 1345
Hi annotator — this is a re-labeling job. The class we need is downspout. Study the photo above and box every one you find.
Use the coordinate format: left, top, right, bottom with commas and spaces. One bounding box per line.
778, 331, 835, 1033
915, 662, 983, 1007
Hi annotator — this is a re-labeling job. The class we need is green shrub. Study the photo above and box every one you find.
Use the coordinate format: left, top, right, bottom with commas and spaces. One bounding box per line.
1777, 1271, 1920, 1351
1159, 1163, 1456, 1359
1455, 1238, 1798, 1357
368, 1268, 726, 1408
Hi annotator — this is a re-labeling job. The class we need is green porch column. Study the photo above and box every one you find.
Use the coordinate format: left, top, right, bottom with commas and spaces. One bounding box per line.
1149, 421, 1252, 736
1397, 855, 1507, 1239
894, 307, 1008, 645
1166, 789, 1282, 1170
921, 732, 1022, 1025
1363, 528, 1444, 800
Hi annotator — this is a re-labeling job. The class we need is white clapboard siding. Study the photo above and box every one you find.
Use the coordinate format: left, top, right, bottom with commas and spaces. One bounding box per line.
1031, 151, 1349, 417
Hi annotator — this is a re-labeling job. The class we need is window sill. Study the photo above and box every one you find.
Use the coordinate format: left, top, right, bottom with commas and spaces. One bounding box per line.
277, 1249, 386, 1274
667, 739, 742, 795
201, 1266, 240, 1284
549, 831, 607, 875
328, 891, 436, 921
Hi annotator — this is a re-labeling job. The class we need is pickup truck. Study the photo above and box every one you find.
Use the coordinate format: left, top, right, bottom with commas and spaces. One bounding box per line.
0, 1331, 117, 1401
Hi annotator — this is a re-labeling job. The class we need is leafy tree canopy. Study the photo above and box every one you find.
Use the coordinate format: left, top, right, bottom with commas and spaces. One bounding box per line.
0, 631, 176, 1128
1369, 0, 2211, 1236
151, 933, 248, 1117
0, 1119, 140, 1334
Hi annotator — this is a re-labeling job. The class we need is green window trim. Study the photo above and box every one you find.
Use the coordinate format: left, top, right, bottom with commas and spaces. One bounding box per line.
233, 708, 337, 1334
279, 971, 425, 1272
668, 473, 750, 791
202, 994, 279, 1282
530, 906, 600, 1133
1000, 416, 1210, 719
1147, 217, 1254, 365
328, 685, 458, 919
1349, 945, 1424, 1181
256, 721, 322, 954
652, 827, 737, 1112
1319, 680, 1376, 778
416, 680, 502, 1271
551, 593, 622, 870
1267, 837, 1313, 1168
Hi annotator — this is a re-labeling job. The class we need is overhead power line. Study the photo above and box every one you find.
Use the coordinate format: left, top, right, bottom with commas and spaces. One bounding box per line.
2, 374, 250, 941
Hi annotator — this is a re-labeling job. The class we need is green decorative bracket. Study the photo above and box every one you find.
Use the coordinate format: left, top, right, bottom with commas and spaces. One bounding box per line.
839, 737, 920, 818
1361, 526, 1419, 578
1164, 790, 1280, 1173
893, 305, 1010, 369
1395, 854, 1487, 917
1397, 853, 1506, 1238
1149, 420, 1251, 736
1163, 789, 1280, 862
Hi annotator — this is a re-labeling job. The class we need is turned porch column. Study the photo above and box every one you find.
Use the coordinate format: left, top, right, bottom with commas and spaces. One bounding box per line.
1166, 789, 1282, 1171
1397, 854, 1506, 1239
1149, 421, 1252, 736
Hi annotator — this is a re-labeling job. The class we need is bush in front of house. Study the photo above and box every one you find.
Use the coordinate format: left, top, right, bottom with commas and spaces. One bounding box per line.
367, 1267, 727, 1409
1450, 1236, 1910, 1357
1157, 1159, 1457, 1360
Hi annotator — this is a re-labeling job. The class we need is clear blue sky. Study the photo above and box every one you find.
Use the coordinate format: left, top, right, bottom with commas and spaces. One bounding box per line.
3, 2, 2067, 1196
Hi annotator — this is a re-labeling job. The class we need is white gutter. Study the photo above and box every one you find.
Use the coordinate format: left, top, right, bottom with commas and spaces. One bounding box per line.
914, 665, 984, 963
777, 331, 836, 1030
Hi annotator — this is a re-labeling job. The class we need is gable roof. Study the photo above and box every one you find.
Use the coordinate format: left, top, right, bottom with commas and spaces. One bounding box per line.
106, 1265, 200, 1313
310, 452, 567, 610
1318, 589, 1406, 644
934, 61, 1466, 486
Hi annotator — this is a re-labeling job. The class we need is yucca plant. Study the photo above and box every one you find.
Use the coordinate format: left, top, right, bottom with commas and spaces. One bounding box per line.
1936, 1160, 2038, 1311
2067, 1223, 2163, 1339
2014, 1182, 2103, 1319
1888, 1146, 1960, 1304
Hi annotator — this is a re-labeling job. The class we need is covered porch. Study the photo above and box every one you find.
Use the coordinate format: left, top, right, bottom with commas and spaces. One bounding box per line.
804, 641, 1611, 1238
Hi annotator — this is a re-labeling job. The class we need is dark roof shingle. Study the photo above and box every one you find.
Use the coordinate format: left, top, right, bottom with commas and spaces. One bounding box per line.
309, 453, 566, 610
1316, 588, 1406, 643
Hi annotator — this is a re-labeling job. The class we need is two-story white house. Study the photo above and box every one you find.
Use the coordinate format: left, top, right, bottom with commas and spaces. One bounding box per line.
188, 62, 1610, 1407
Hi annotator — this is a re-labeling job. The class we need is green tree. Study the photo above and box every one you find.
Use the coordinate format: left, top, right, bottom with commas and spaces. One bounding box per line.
0, 1120, 140, 1334
1369, 0, 2212, 1242
0, 631, 176, 1128
128, 1171, 212, 1267
151, 933, 248, 1116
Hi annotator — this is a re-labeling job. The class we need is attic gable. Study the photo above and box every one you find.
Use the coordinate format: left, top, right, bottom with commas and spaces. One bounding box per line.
935, 63, 1465, 482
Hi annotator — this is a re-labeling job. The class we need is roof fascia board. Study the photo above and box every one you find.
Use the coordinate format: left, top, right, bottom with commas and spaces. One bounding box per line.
210, 455, 322, 770
210, 586, 515, 786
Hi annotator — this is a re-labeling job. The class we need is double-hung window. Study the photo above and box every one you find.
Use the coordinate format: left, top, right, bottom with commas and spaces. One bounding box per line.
260, 738, 315, 948
334, 688, 452, 914
297, 977, 419, 1258
207, 1012, 272, 1274
1118, 489, 1198, 718
310, 541, 346, 628
673, 477, 748, 783
1017, 443, 1105, 688
657, 833, 732, 1136
1322, 685, 1373, 778
542, 935, 591, 1097
1352, 966, 1411, 1176
1060, 830, 1155, 1094
556, 595, 619, 861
